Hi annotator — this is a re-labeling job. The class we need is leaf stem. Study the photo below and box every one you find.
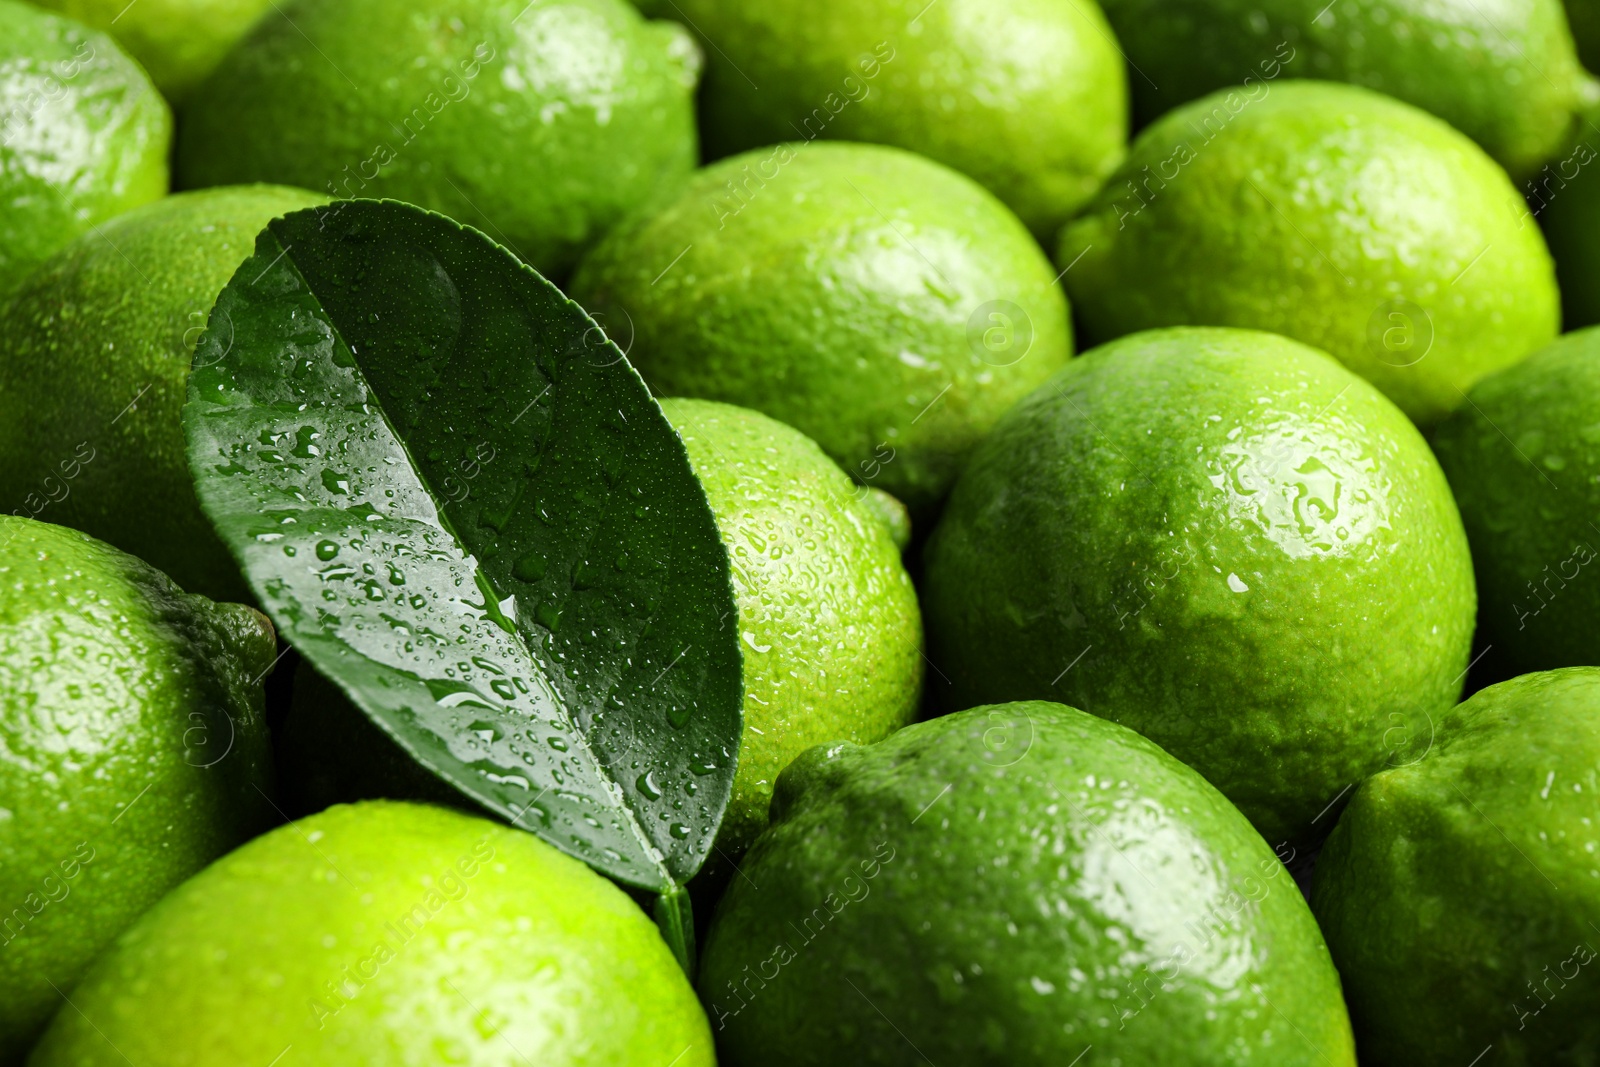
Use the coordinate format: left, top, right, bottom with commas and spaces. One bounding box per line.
653, 882, 697, 979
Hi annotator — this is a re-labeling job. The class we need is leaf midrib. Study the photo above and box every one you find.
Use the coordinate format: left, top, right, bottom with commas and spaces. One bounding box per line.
270, 226, 675, 893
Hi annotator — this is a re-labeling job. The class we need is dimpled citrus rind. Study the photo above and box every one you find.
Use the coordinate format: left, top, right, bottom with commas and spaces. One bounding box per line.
27, 0, 277, 103
0, 516, 275, 1061
1311, 668, 1600, 1065
571, 141, 1073, 517
27, 800, 715, 1067
0, 0, 170, 297
660, 398, 922, 856
1058, 80, 1559, 427
1433, 327, 1600, 675
0, 184, 327, 604
699, 702, 1356, 1066
176, 0, 700, 278
1098, 0, 1598, 179
665, 0, 1127, 238
921, 326, 1476, 846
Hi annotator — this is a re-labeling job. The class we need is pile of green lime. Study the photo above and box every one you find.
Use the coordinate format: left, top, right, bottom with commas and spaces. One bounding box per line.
8, 0, 1600, 1062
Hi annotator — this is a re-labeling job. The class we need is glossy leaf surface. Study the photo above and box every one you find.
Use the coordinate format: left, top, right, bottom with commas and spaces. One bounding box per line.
185, 200, 742, 892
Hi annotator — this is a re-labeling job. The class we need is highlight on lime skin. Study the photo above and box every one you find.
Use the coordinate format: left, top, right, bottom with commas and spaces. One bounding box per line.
1, 0, 1596, 1063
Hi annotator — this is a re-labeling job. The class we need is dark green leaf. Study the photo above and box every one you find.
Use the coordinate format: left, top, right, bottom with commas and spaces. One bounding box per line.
185, 200, 742, 893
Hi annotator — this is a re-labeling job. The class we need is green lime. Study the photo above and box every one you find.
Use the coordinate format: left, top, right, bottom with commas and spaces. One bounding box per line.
661, 398, 921, 856
859, 486, 911, 552
28, 800, 715, 1066
27, 0, 275, 104
1099, 0, 1599, 179
1058, 80, 1560, 427
1311, 668, 1600, 1064
699, 701, 1356, 1065
570, 142, 1073, 516
660, 0, 1127, 238
0, 0, 169, 298
0, 185, 325, 605
1433, 327, 1600, 676
1571, 0, 1600, 69
921, 327, 1476, 845
1534, 128, 1600, 329
176, 0, 701, 278
0, 516, 275, 1060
